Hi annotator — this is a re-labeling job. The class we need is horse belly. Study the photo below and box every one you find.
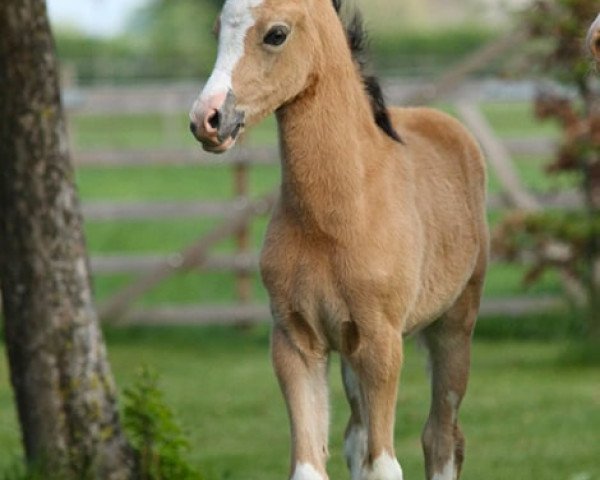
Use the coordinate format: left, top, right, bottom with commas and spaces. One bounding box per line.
404, 221, 481, 333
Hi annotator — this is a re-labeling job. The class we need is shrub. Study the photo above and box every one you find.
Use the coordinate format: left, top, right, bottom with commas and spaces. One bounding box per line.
123, 367, 204, 480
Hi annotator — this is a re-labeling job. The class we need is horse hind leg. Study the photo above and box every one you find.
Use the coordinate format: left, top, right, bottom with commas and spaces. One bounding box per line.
420, 278, 483, 480
341, 358, 368, 480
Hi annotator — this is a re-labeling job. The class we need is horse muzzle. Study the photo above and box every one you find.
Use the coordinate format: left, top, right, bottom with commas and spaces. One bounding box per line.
189, 89, 245, 154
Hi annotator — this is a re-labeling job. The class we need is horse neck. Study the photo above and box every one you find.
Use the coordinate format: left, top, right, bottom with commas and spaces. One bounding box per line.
275, 25, 385, 235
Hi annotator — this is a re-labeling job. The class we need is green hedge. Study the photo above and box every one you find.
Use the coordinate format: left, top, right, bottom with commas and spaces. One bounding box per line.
371, 27, 501, 76
55, 26, 501, 85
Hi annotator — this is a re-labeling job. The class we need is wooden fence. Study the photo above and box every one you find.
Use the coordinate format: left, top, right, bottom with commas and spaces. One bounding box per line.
65, 93, 571, 325
61, 29, 576, 325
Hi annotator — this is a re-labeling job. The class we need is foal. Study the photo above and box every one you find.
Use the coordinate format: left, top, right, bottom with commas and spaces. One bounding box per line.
189, 1, 488, 479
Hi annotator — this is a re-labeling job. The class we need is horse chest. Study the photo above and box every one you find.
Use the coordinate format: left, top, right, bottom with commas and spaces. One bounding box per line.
260, 222, 405, 347
261, 233, 339, 308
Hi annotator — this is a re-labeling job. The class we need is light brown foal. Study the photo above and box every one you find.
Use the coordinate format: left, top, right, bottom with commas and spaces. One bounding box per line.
189, 0, 488, 479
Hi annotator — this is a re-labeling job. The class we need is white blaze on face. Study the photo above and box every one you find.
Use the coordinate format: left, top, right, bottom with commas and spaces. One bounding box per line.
192, 0, 263, 117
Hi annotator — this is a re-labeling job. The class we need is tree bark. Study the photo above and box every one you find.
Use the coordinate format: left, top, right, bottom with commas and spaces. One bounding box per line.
0, 1, 134, 478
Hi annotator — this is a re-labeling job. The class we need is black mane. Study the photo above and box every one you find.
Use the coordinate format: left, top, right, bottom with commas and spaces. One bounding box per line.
332, 0, 403, 143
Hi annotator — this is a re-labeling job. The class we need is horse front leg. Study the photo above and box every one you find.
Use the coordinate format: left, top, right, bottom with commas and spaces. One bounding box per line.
271, 323, 330, 480
342, 317, 404, 480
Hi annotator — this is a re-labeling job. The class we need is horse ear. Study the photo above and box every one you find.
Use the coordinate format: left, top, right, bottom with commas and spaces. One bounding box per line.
588, 13, 600, 60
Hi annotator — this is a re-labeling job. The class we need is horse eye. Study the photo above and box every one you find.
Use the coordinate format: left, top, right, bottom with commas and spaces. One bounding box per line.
263, 25, 289, 47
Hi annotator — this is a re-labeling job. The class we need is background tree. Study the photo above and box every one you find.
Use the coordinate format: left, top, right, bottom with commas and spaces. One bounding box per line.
493, 0, 600, 339
0, 0, 134, 477
126, 0, 219, 79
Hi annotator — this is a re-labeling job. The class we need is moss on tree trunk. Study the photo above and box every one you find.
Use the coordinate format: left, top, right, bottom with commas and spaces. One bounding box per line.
0, 1, 134, 478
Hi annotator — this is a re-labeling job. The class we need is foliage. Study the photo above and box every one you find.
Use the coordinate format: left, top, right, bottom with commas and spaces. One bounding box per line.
54, 0, 219, 84
53, 2, 498, 83
123, 367, 204, 480
493, 0, 600, 337
525, 0, 598, 84
493, 210, 600, 285
125, 0, 218, 79
55, 30, 143, 84
372, 27, 499, 75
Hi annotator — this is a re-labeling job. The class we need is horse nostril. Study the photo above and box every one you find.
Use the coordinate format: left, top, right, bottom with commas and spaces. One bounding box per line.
189, 121, 197, 135
207, 110, 220, 130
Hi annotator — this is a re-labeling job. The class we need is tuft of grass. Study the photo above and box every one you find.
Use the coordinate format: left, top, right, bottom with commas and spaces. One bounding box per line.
123, 367, 205, 480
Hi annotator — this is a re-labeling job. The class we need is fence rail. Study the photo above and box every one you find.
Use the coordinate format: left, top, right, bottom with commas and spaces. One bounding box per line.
91, 253, 259, 274
72, 138, 555, 168
96, 193, 276, 322
78, 126, 572, 324
81, 189, 583, 224
71, 111, 570, 324
111, 296, 566, 327
62, 68, 574, 324
73, 146, 277, 167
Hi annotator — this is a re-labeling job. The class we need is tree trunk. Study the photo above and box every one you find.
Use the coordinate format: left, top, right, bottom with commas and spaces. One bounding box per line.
0, 1, 134, 478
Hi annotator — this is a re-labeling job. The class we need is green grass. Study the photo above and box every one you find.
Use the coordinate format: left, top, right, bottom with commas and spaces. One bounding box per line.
1, 329, 598, 479
76, 164, 280, 201
73, 113, 194, 149
0, 99, 591, 477
93, 272, 243, 306
479, 102, 560, 138
71, 113, 279, 150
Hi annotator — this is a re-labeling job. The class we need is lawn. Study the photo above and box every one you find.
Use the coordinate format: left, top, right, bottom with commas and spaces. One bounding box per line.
0, 327, 598, 479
